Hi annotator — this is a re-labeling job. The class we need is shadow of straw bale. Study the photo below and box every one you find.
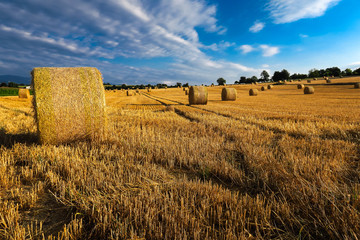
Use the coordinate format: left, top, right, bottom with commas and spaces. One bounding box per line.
0, 128, 38, 148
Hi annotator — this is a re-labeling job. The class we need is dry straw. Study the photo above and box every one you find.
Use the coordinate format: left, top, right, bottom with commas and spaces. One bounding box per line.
307, 80, 311, 83
127, 90, 133, 96
304, 86, 315, 94
18, 88, 30, 98
261, 86, 266, 91
297, 84, 304, 89
355, 83, 360, 89
31, 67, 107, 144
189, 86, 208, 105
267, 85, 273, 89
249, 89, 258, 96
326, 79, 331, 83
221, 87, 237, 101
147, 88, 151, 92
185, 89, 188, 95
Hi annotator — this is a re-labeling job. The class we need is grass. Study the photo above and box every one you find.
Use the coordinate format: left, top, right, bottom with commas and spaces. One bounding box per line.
0, 77, 359, 239
0, 87, 33, 96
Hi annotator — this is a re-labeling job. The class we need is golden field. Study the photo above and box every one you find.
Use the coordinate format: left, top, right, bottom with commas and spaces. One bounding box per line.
0, 77, 359, 239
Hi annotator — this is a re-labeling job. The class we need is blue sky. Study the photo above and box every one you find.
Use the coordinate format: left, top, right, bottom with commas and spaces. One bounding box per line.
0, 0, 360, 85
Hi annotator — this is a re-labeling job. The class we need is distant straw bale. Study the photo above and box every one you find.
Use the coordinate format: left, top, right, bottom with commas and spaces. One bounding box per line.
355, 83, 360, 89
127, 90, 133, 96
147, 88, 151, 92
165, 105, 175, 112
304, 86, 315, 94
221, 88, 237, 101
31, 67, 106, 144
326, 79, 331, 83
307, 80, 311, 83
189, 86, 208, 105
249, 89, 258, 96
261, 86, 266, 91
313, 78, 317, 81
267, 85, 273, 89
297, 84, 304, 89
18, 88, 30, 98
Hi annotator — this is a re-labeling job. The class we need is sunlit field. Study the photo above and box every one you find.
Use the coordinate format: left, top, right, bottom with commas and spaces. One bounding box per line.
0, 77, 359, 239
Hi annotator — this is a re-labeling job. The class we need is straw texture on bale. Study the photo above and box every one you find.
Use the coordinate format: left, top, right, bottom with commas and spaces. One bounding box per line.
165, 105, 175, 112
297, 84, 304, 89
304, 86, 315, 94
261, 86, 266, 91
127, 90, 133, 96
189, 86, 208, 105
355, 83, 360, 89
147, 88, 151, 92
249, 89, 258, 96
18, 88, 30, 98
32, 67, 107, 144
267, 85, 273, 89
221, 88, 237, 101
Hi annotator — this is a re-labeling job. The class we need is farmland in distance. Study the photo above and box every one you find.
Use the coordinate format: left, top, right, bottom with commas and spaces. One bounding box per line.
0, 77, 359, 239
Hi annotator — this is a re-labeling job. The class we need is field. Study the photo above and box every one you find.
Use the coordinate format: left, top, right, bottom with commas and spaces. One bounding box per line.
0, 77, 359, 239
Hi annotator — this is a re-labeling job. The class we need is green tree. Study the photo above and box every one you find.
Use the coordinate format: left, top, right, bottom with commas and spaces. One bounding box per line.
344, 68, 353, 76
260, 70, 270, 82
308, 68, 320, 78
216, 77, 226, 85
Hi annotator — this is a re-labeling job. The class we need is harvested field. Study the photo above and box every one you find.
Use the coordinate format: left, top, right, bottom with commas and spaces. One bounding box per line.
0, 77, 360, 239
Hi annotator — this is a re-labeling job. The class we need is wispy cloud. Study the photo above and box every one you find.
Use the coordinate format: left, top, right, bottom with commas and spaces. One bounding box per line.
238, 45, 255, 54
249, 21, 265, 33
259, 45, 280, 57
348, 62, 360, 67
299, 34, 309, 38
266, 0, 341, 24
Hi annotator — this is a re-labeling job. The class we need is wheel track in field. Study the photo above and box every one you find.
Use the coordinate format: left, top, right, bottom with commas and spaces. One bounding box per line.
142, 93, 360, 145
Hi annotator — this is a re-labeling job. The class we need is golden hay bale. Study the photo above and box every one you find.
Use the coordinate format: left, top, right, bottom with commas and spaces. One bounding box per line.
313, 78, 317, 80
189, 86, 208, 105
326, 79, 331, 83
261, 86, 266, 91
249, 89, 258, 96
304, 86, 315, 94
147, 88, 151, 92
355, 83, 360, 89
297, 84, 304, 89
127, 90, 133, 96
307, 80, 311, 83
185, 89, 188, 95
267, 85, 273, 89
183, 87, 186, 91
211, 83, 214, 87
31, 67, 106, 144
221, 88, 237, 101
18, 88, 30, 98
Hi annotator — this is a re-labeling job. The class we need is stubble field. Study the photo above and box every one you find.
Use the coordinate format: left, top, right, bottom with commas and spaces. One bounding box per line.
0, 77, 359, 239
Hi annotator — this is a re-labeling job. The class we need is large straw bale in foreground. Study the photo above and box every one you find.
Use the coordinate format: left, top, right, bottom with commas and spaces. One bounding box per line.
221, 88, 237, 101
32, 67, 106, 144
18, 88, 30, 98
189, 86, 208, 105
249, 89, 258, 96
304, 86, 315, 94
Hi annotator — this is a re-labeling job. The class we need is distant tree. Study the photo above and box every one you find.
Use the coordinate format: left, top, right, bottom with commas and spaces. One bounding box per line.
176, 82, 182, 87
239, 76, 246, 84
8, 82, 18, 88
260, 70, 270, 82
0, 82, 6, 87
234, 80, 239, 84
272, 71, 281, 82
183, 82, 189, 87
308, 68, 320, 78
344, 68, 353, 76
281, 69, 290, 80
250, 76, 258, 83
353, 68, 360, 75
326, 67, 341, 76
272, 69, 289, 82
216, 77, 226, 85
290, 73, 307, 80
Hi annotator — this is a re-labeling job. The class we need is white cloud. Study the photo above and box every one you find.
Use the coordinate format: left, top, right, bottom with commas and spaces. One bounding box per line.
299, 34, 309, 38
262, 64, 270, 68
259, 45, 280, 57
202, 41, 235, 51
266, 0, 341, 24
238, 45, 255, 54
349, 62, 360, 67
249, 21, 265, 33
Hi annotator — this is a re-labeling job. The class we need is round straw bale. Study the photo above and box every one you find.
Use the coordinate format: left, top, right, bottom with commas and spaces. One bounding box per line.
147, 88, 151, 92
31, 67, 106, 144
355, 83, 360, 89
304, 86, 315, 94
18, 88, 30, 98
267, 85, 273, 89
189, 86, 208, 105
127, 90, 133, 96
297, 84, 304, 89
249, 89, 258, 96
261, 86, 266, 91
313, 78, 317, 80
221, 88, 237, 101
307, 80, 311, 83
326, 79, 331, 83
